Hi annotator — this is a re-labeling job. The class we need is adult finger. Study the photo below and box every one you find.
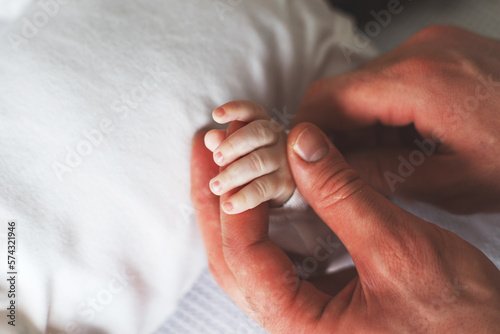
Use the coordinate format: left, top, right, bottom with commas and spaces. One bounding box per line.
291, 71, 418, 133
287, 123, 429, 275
219, 188, 333, 332
290, 27, 469, 135
217, 124, 333, 332
190, 130, 248, 310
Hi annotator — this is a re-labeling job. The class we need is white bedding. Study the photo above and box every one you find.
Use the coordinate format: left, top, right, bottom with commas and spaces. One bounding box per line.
0, 1, 375, 333
0, 0, 32, 22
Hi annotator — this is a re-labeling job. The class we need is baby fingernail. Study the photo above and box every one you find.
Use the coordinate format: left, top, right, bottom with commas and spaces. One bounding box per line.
214, 107, 225, 118
214, 152, 224, 164
210, 180, 222, 193
293, 126, 329, 163
222, 202, 233, 213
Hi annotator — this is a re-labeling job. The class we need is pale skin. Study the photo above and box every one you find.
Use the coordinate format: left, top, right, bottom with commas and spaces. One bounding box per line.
192, 26, 500, 333
204, 100, 295, 214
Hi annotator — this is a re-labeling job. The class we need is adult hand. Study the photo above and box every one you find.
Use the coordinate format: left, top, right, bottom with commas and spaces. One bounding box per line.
191, 123, 500, 333
293, 25, 500, 213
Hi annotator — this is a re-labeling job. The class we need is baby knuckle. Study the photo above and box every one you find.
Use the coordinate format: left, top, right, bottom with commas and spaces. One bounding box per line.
252, 121, 276, 143
253, 180, 269, 200
249, 151, 266, 174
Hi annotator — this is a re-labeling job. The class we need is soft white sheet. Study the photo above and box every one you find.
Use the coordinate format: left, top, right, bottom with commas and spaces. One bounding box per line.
0, 0, 33, 22
0, 1, 374, 333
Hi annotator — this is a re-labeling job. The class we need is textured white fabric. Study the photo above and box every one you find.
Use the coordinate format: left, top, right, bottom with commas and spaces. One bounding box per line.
155, 269, 269, 334
0, 0, 33, 21
0, 1, 374, 333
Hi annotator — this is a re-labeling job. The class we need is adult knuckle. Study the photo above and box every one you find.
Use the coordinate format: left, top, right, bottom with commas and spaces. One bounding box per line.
221, 233, 249, 262
388, 26, 469, 77
389, 48, 478, 91
416, 25, 447, 39
221, 235, 239, 254
414, 24, 461, 42
386, 51, 441, 80
313, 163, 365, 211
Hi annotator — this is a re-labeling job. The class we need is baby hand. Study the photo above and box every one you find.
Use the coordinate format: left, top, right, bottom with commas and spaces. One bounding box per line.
204, 100, 295, 214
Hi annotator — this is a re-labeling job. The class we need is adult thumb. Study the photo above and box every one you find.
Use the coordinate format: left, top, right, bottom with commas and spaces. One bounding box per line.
287, 123, 415, 269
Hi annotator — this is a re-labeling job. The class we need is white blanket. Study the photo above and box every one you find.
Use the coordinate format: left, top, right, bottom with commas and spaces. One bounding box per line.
0, 0, 33, 22
0, 1, 375, 333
